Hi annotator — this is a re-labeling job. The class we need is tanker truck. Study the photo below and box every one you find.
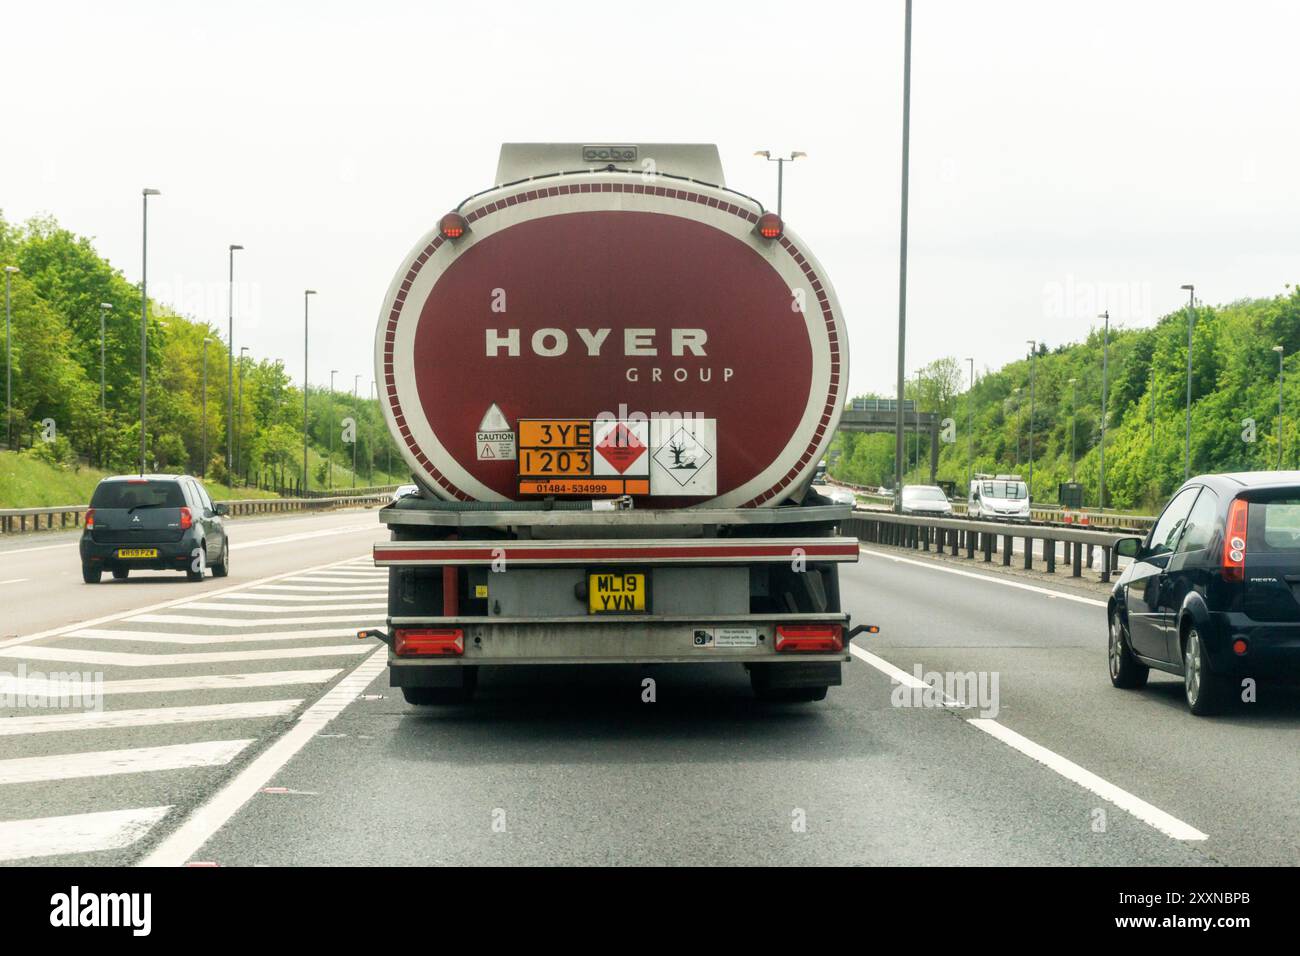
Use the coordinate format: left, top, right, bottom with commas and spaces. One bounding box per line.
363, 143, 869, 704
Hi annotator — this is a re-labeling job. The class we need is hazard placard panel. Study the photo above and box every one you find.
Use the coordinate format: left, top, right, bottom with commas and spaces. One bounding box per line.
516, 418, 713, 497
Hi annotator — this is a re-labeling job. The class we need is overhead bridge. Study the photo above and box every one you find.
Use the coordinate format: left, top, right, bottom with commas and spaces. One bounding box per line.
837, 400, 941, 483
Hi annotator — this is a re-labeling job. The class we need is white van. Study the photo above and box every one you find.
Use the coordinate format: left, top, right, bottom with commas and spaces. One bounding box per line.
968, 474, 1031, 522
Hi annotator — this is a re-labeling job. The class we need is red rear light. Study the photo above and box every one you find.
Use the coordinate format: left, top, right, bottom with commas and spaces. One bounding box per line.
439, 212, 468, 240
1232, 638, 1249, 656
756, 212, 783, 239
179, 506, 193, 530
774, 624, 843, 653
1222, 498, 1248, 582
85, 508, 95, 529
394, 628, 464, 657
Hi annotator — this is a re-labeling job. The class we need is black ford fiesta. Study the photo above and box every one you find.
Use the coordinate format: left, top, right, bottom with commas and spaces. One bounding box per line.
1109, 472, 1300, 714
79, 475, 229, 584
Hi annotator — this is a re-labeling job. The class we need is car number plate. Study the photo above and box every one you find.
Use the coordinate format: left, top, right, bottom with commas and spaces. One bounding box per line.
116, 548, 158, 559
588, 572, 646, 613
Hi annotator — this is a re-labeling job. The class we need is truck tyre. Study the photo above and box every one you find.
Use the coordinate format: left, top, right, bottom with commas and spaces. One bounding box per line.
82, 563, 102, 584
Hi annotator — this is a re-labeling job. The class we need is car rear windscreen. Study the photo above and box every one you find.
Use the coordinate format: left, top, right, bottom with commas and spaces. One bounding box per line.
90, 480, 185, 509
1255, 498, 1300, 551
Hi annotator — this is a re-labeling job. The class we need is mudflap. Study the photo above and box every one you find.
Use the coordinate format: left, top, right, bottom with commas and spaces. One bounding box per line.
748, 660, 842, 691
390, 664, 479, 690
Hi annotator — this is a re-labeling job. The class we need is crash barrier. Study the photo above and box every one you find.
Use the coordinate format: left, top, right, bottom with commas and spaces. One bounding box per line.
844, 510, 1130, 584
838, 487, 1155, 533
0, 489, 396, 535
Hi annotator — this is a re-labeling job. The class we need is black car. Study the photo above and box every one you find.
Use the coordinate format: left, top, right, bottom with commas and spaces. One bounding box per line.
1109, 472, 1300, 714
80, 475, 229, 583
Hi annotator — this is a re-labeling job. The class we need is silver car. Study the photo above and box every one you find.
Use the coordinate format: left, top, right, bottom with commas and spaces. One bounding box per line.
900, 485, 953, 516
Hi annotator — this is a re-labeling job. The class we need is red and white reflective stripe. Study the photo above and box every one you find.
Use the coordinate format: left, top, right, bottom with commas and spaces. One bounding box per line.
373, 538, 861, 566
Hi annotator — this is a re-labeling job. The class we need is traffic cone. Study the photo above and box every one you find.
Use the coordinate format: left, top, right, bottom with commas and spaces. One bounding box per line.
1079, 512, 1090, 527
1063, 511, 1074, 525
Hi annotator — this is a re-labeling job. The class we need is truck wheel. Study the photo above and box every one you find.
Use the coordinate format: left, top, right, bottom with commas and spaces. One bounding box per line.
82, 563, 102, 584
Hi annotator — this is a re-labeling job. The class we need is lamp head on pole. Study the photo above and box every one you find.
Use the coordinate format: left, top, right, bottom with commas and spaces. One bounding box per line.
229, 244, 243, 252
100, 302, 112, 310
1274, 345, 1284, 354
142, 188, 161, 197
4, 266, 19, 275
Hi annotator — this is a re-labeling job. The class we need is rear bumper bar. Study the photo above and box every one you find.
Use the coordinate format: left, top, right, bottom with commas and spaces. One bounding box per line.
373, 537, 862, 566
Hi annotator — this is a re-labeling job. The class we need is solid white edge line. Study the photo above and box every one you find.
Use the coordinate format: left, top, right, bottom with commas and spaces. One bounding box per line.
848, 645, 1208, 841
139, 647, 388, 867
858, 546, 1108, 607
966, 718, 1208, 841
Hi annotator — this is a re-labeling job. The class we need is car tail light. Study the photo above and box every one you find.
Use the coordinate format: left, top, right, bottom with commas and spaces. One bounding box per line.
1222, 498, 1248, 582
394, 628, 464, 656
439, 212, 468, 240
774, 624, 843, 653
179, 506, 193, 530
1232, 637, 1249, 656
85, 508, 95, 529
756, 212, 783, 239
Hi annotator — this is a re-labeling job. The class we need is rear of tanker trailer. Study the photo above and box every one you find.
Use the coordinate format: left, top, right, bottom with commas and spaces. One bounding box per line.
363, 143, 865, 704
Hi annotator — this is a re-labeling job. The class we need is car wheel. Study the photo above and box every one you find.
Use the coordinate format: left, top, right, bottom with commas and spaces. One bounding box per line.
186, 546, 206, 582
1183, 627, 1231, 716
211, 539, 230, 578
81, 563, 102, 584
1108, 609, 1149, 689
111, 568, 130, 580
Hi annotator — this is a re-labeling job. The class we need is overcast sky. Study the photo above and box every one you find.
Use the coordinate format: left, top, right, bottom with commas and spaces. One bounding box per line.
5, 0, 1298, 399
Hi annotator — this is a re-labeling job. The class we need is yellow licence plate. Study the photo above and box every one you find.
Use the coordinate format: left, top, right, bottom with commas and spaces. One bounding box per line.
588, 572, 646, 613
116, 548, 159, 559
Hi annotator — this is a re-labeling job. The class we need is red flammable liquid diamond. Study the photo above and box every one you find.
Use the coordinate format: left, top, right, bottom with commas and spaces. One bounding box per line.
595, 424, 646, 474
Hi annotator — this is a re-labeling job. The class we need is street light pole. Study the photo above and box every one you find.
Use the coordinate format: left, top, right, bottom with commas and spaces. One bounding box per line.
237, 346, 249, 482
1068, 378, 1078, 482
1099, 310, 1110, 510
1181, 284, 1195, 481
1025, 339, 1036, 501
965, 357, 974, 488
140, 188, 161, 475
1274, 344, 1285, 470
328, 369, 338, 490
201, 337, 211, 477
352, 374, 360, 489
4, 265, 19, 449
893, 0, 914, 511
100, 302, 112, 467
302, 290, 315, 494
226, 244, 243, 475
1012, 387, 1022, 468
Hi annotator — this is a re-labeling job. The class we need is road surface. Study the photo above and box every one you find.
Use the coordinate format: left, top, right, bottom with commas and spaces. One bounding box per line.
0, 511, 1294, 865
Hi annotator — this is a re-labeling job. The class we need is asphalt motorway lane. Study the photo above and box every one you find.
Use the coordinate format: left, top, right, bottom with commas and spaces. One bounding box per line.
1, 511, 1295, 866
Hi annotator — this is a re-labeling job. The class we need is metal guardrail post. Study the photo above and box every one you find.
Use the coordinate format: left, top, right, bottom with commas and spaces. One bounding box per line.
1023, 536, 1033, 570
1044, 537, 1054, 573
1002, 534, 1012, 566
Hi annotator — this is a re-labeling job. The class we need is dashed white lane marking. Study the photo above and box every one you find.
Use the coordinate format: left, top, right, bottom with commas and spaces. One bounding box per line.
126, 613, 382, 628
857, 547, 1108, 608
217, 592, 386, 603
0, 645, 371, 667
0, 806, 171, 862
68, 627, 363, 645
0, 669, 341, 697
848, 645, 1207, 841
0, 739, 253, 785
0, 699, 302, 736
175, 601, 387, 613
0, 578, 28, 586
141, 648, 388, 866
232, 524, 380, 550
967, 719, 1208, 841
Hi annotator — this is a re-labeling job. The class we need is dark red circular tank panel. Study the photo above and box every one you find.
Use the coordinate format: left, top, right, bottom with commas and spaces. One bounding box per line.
411, 210, 815, 500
